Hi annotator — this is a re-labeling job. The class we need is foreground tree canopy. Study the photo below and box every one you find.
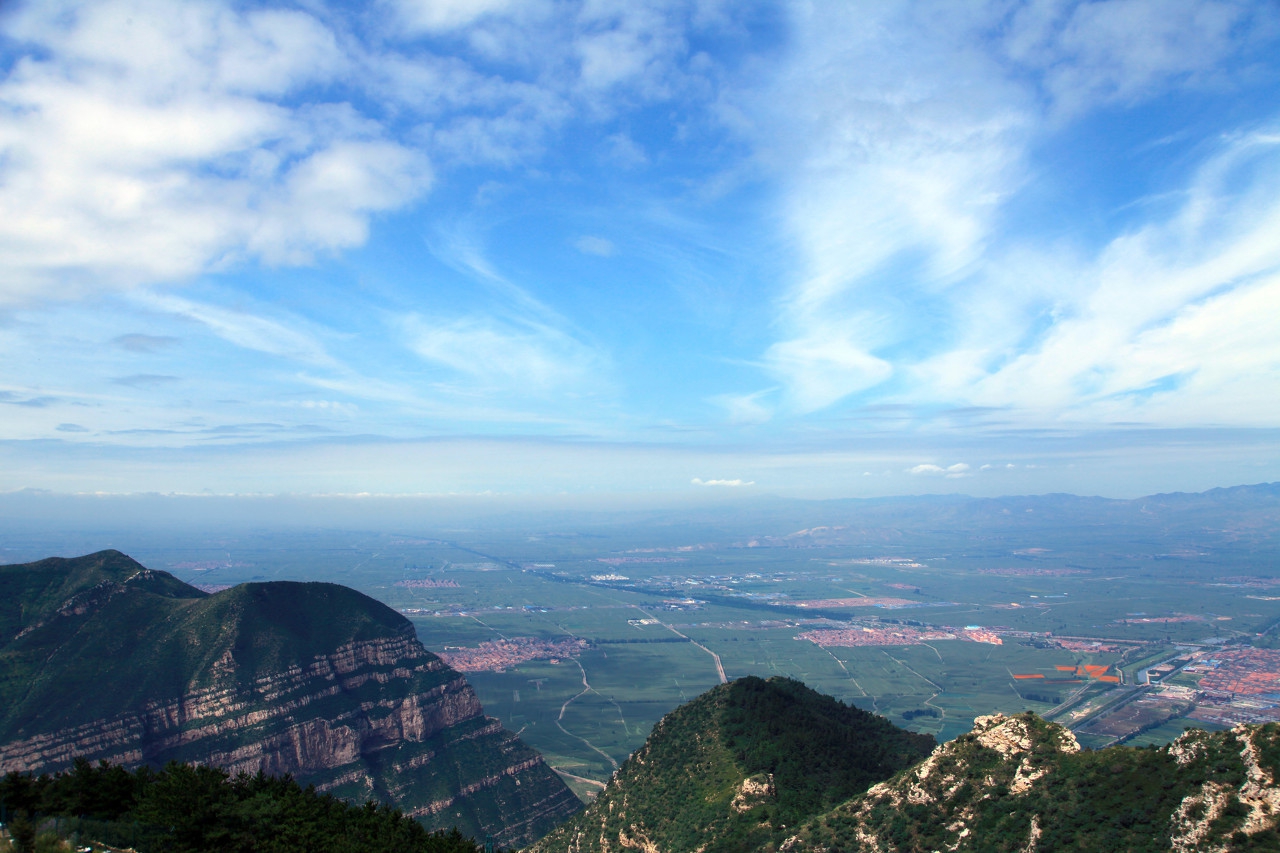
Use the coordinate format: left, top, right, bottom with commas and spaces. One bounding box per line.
0, 758, 487, 853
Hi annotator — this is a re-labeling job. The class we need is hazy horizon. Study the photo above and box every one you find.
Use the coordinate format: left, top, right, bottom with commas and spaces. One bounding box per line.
2, 479, 1275, 541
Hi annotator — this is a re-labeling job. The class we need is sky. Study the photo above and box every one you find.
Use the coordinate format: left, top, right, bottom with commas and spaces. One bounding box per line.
2, 0, 1280, 506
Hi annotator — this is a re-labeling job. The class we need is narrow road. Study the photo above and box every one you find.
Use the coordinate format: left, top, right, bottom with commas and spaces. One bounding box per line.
466, 613, 507, 640
630, 605, 727, 684
552, 769, 607, 792
660, 620, 726, 683
555, 660, 618, 770
819, 646, 869, 697
881, 649, 943, 693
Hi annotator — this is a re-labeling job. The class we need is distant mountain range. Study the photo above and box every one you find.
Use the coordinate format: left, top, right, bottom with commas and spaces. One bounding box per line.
0, 550, 581, 847
3, 482, 1278, 544
717, 481, 1280, 546
533, 676, 1280, 853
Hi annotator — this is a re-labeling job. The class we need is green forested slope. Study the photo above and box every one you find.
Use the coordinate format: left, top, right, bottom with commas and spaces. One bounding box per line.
0, 551, 582, 846
0, 551, 426, 738
532, 676, 934, 853
535, 678, 1280, 853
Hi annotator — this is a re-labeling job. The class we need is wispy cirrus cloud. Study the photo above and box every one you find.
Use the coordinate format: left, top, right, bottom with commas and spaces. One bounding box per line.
741, 0, 1280, 427
112, 334, 180, 353
741, 2, 1033, 413
3, 0, 1279, 501
938, 129, 1280, 425
134, 292, 337, 367
573, 235, 616, 257
709, 390, 774, 426
112, 374, 180, 388
401, 313, 599, 394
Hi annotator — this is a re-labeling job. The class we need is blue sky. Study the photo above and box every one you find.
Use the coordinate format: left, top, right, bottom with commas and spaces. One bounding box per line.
2, 0, 1279, 504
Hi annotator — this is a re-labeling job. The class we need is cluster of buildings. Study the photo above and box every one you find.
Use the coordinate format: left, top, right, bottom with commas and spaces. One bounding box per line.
1138, 648, 1280, 727
798, 624, 1002, 647
792, 596, 933, 609
976, 567, 1088, 577
436, 637, 590, 672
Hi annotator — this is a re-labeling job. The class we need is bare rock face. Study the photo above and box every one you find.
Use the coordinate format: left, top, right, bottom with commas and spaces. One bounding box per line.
0, 552, 581, 847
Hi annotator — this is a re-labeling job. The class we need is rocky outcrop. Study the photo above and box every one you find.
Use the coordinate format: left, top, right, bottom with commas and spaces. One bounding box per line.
783, 713, 1280, 853
0, 552, 581, 847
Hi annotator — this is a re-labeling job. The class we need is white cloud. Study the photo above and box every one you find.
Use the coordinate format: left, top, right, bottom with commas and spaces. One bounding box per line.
739, 2, 1032, 412
402, 314, 598, 392
136, 292, 337, 367
574, 235, 616, 257
764, 324, 893, 414
909, 462, 970, 478
282, 399, 359, 415
0, 0, 722, 305
0, 0, 431, 303
742, 0, 1280, 422
709, 390, 774, 425
388, 0, 525, 33
247, 139, 430, 264
604, 132, 648, 167
691, 477, 754, 487
957, 130, 1280, 424
1004, 0, 1271, 117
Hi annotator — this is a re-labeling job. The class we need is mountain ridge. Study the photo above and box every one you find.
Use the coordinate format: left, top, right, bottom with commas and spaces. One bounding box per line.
531, 676, 934, 853
534, 682, 1280, 853
784, 712, 1280, 852
0, 550, 581, 846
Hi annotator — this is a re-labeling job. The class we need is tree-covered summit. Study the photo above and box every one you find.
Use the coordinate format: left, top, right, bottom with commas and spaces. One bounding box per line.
532, 676, 934, 853
0, 552, 423, 739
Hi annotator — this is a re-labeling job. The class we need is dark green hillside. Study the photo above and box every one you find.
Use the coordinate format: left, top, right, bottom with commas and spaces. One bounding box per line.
532, 676, 934, 853
0, 556, 426, 738
0, 551, 583, 846
0, 549, 200, 641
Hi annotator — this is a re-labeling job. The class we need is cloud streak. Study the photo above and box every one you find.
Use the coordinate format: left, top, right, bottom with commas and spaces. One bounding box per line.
0, 1, 431, 302
741, 0, 1280, 427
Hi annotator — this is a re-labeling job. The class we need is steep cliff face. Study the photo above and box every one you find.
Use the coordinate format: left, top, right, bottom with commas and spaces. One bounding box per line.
784, 713, 1280, 853
0, 551, 581, 847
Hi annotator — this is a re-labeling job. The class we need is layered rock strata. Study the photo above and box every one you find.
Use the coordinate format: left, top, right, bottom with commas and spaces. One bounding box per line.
0, 551, 580, 847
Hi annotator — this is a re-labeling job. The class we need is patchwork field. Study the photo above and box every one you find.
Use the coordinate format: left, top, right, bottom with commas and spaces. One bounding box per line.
8, 489, 1280, 795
